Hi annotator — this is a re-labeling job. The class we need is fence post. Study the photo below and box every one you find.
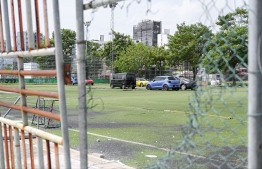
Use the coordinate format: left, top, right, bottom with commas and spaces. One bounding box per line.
52, 0, 71, 168
76, 0, 88, 168
248, 0, 262, 168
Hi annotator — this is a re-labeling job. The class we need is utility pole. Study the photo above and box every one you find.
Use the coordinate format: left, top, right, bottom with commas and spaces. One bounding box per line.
109, 3, 117, 73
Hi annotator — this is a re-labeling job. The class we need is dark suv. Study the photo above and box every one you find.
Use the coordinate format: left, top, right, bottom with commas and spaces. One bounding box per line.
110, 73, 136, 89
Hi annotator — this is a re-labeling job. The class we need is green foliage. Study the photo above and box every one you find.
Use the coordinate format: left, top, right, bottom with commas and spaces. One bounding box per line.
102, 31, 134, 69
168, 22, 212, 79
150, 46, 169, 71
85, 41, 103, 58
203, 8, 248, 74
60, 29, 76, 63
114, 43, 151, 76
34, 29, 76, 69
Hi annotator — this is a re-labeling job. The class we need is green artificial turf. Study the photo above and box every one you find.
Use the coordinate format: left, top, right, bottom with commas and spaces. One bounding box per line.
0, 83, 248, 168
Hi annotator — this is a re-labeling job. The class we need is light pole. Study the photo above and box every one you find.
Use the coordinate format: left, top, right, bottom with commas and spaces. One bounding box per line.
84, 21, 91, 77
109, 3, 117, 73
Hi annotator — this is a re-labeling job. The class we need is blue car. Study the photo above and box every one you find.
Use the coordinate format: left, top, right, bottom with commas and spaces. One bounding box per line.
146, 76, 180, 91
71, 77, 78, 85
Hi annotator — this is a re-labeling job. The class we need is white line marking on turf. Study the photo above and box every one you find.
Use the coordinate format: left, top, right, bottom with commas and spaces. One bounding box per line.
69, 129, 220, 162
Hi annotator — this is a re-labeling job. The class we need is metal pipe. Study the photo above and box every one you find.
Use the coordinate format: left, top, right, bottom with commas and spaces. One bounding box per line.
0, 101, 61, 121
17, 0, 25, 51
76, 0, 87, 167
0, 86, 58, 98
34, 0, 41, 49
248, 0, 262, 168
0, 70, 18, 75
83, 0, 123, 10
46, 140, 51, 169
54, 143, 59, 169
21, 130, 27, 169
10, 0, 17, 51
2, 0, 11, 51
25, 0, 34, 50
37, 137, 44, 168
0, 48, 56, 58
17, 57, 28, 126
29, 133, 35, 169
8, 125, 15, 169
20, 70, 57, 76
0, 117, 63, 144
52, 0, 71, 168
43, 0, 50, 48
14, 128, 22, 168
3, 124, 10, 169
0, 122, 5, 169
3, 96, 21, 118
0, 69, 57, 76
0, 1, 5, 52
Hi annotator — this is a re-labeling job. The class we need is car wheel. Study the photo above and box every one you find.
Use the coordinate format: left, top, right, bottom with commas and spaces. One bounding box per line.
181, 84, 187, 90
163, 85, 169, 91
146, 84, 152, 90
110, 84, 114, 89
140, 83, 143, 87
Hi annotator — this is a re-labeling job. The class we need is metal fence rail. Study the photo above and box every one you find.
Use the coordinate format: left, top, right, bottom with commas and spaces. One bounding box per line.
0, 0, 71, 168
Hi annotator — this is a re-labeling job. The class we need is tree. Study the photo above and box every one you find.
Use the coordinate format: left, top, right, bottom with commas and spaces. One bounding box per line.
150, 46, 169, 75
85, 41, 103, 58
60, 29, 76, 63
102, 31, 134, 70
168, 22, 212, 79
34, 29, 76, 69
203, 8, 248, 85
114, 43, 151, 76
85, 41, 104, 77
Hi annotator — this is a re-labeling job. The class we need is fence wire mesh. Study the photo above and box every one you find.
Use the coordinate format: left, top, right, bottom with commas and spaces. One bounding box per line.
146, 0, 248, 168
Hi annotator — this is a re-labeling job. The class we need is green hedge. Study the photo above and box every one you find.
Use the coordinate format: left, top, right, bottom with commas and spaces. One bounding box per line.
1, 78, 110, 84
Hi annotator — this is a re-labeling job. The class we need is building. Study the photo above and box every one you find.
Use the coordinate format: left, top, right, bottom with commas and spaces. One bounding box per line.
133, 20, 162, 47
24, 62, 39, 79
157, 29, 170, 49
0, 58, 15, 70
16, 31, 44, 51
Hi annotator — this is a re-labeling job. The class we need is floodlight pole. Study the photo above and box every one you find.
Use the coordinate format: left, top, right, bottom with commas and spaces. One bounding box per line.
110, 3, 117, 72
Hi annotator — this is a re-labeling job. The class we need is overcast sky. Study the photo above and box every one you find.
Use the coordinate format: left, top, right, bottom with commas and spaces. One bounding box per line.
15, 0, 248, 42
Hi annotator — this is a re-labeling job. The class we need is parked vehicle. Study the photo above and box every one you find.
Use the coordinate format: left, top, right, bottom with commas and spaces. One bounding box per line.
71, 77, 94, 85
136, 78, 148, 87
178, 77, 197, 90
86, 78, 94, 85
110, 72, 136, 89
146, 76, 180, 91
71, 77, 77, 85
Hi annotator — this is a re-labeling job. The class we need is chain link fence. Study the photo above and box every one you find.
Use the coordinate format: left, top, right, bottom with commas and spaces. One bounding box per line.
145, 0, 249, 168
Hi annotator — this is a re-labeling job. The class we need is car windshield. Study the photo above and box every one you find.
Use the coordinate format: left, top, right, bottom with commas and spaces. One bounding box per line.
139, 78, 146, 81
